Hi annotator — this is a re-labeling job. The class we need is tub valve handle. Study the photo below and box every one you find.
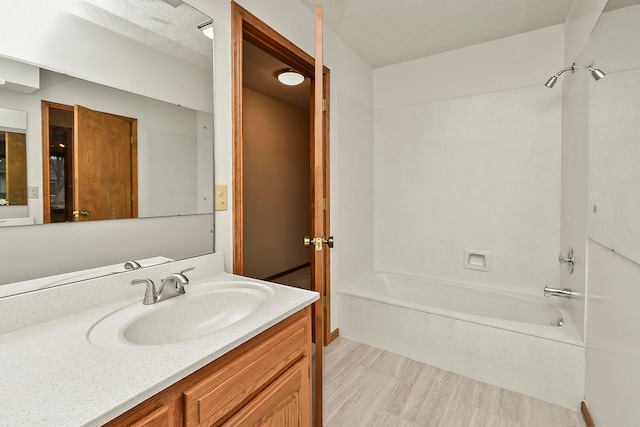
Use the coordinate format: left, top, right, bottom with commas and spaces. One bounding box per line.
558, 247, 574, 274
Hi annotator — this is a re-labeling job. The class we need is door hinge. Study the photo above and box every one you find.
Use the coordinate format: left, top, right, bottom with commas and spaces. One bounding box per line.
322, 98, 327, 112
322, 296, 327, 309
322, 197, 327, 211
130, 136, 134, 145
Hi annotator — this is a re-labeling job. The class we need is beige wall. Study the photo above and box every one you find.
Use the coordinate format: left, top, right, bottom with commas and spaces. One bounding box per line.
242, 87, 310, 279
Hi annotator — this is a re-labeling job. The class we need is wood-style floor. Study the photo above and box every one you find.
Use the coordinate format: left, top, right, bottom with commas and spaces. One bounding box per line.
323, 337, 585, 427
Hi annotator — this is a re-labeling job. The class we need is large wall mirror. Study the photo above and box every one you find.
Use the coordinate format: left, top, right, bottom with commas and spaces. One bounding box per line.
0, 0, 214, 290
587, 0, 640, 263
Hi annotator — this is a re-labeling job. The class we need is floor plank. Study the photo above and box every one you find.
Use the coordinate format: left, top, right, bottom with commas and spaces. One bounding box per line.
323, 338, 584, 427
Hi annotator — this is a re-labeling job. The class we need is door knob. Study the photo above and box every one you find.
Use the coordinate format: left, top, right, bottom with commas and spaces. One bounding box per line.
72, 210, 91, 218
304, 236, 335, 250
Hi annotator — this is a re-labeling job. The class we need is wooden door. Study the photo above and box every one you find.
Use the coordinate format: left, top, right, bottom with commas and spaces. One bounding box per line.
5, 132, 27, 205
73, 105, 138, 221
231, 4, 329, 426
311, 8, 326, 427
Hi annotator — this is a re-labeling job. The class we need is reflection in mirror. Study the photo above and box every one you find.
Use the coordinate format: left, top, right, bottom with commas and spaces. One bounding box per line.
588, 0, 640, 264
0, 107, 28, 214
0, 0, 214, 292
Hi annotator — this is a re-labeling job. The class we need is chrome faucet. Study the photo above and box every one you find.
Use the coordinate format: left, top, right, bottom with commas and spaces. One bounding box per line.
131, 267, 195, 305
124, 260, 142, 270
544, 286, 573, 299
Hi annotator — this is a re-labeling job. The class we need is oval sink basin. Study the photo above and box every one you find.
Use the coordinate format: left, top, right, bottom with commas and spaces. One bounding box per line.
88, 282, 273, 347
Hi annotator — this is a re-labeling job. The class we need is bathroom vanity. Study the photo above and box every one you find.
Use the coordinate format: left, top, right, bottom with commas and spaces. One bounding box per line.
0, 253, 318, 426
104, 308, 311, 426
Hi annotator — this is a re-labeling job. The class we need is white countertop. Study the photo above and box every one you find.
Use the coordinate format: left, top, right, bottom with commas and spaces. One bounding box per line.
0, 253, 318, 426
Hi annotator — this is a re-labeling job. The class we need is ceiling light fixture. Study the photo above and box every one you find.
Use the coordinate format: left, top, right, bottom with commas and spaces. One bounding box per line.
277, 70, 305, 86
197, 19, 213, 40
0, 79, 6, 85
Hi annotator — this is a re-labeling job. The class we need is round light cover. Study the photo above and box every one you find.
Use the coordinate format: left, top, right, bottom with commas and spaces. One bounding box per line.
277, 70, 305, 86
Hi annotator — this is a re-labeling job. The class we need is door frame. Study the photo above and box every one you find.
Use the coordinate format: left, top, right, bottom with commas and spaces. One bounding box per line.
231, 3, 331, 426
231, 3, 333, 343
42, 101, 75, 224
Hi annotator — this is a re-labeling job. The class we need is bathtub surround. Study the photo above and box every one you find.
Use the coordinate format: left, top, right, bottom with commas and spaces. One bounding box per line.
339, 273, 584, 410
374, 75, 562, 296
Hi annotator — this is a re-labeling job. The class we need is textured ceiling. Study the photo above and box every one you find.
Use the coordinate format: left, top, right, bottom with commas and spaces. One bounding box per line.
66, 0, 213, 70
299, 0, 573, 68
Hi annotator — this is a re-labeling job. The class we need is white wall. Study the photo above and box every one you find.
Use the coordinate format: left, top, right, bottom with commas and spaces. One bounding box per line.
585, 241, 640, 425
0, 0, 211, 113
563, 1, 640, 424
373, 26, 564, 296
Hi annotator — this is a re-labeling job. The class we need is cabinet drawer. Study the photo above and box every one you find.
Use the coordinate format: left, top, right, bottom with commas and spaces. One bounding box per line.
183, 313, 307, 426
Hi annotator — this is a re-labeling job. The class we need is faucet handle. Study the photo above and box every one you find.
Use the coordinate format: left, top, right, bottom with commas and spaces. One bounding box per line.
124, 260, 142, 270
180, 266, 195, 276
131, 279, 157, 305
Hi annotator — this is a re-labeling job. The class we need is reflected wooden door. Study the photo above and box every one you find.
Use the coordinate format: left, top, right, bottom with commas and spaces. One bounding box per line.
73, 105, 138, 221
5, 132, 27, 205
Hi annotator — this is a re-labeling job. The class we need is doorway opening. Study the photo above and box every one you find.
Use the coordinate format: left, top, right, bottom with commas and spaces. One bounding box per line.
242, 38, 312, 292
231, 3, 332, 426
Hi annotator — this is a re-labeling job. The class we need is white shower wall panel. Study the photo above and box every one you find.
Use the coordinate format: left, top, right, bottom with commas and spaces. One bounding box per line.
373, 85, 562, 295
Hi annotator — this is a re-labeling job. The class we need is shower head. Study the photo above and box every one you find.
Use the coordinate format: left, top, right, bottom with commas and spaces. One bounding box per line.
588, 66, 606, 81
544, 64, 575, 88
544, 63, 607, 88
544, 75, 558, 88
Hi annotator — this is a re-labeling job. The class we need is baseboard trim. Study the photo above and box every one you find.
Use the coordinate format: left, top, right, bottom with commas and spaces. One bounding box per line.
327, 328, 340, 345
581, 401, 595, 427
263, 263, 311, 281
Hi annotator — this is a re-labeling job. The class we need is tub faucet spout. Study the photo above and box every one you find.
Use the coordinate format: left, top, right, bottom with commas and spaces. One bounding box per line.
544, 286, 572, 299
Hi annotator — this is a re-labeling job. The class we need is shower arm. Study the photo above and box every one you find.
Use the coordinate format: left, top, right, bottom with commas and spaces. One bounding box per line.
553, 64, 575, 78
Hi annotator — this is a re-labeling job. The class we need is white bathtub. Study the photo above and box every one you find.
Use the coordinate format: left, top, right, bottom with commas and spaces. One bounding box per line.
338, 273, 585, 410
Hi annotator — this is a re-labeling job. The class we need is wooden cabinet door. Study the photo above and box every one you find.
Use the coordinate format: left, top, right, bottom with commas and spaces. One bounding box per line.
223, 360, 310, 427
129, 405, 170, 427
183, 311, 308, 426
